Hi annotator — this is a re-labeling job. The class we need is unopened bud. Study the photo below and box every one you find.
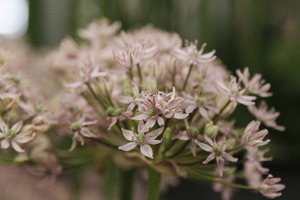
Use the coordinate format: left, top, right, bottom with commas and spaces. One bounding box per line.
225, 138, 236, 150
105, 107, 114, 115
204, 121, 218, 138
14, 154, 29, 164
216, 95, 237, 117
188, 127, 199, 136
163, 127, 172, 141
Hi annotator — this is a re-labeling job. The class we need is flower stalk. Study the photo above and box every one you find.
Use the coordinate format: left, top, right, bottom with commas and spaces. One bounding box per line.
147, 167, 161, 200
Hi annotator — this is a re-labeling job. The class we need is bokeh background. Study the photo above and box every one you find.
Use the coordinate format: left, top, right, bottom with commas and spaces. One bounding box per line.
1, 0, 299, 199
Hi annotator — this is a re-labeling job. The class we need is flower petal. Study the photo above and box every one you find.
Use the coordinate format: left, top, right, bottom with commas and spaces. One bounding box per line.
140, 144, 153, 159
147, 127, 164, 139
121, 128, 135, 141
11, 141, 24, 153
118, 142, 137, 151
174, 112, 189, 119
1, 139, 10, 149
195, 141, 213, 152
11, 121, 23, 133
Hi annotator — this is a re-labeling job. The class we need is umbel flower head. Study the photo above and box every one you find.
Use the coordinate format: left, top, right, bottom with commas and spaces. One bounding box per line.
0, 19, 285, 200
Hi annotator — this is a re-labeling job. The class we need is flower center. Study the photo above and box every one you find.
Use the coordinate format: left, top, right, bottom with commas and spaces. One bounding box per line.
70, 122, 80, 131
148, 108, 157, 117
136, 134, 145, 143
8, 129, 17, 138
213, 145, 223, 156
188, 127, 199, 136
196, 97, 205, 105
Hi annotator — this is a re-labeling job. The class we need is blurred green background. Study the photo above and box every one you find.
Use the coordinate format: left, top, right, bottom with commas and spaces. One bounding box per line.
20, 0, 300, 199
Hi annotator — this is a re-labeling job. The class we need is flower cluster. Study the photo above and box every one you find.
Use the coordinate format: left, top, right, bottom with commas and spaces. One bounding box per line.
0, 19, 285, 200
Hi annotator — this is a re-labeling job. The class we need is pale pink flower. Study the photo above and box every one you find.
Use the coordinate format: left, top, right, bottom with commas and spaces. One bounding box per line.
173, 42, 216, 65
19, 101, 45, 117
118, 121, 164, 159
245, 147, 271, 175
259, 174, 285, 199
236, 67, 272, 97
216, 77, 256, 106
213, 175, 235, 200
118, 83, 141, 111
0, 118, 35, 152
243, 121, 270, 147
65, 56, 107, 88
183, 93, 219, 121
69, 116, 98, 151
172, 120, 203, 157
113, 42, 157, 67
244, 161, 263, 188
248, 101, 285, 131
132, 88, 188, 128
78, 19, 121, 42
107, 109, 132, 130
196, 135, 238, 177
154, 32, 182, 52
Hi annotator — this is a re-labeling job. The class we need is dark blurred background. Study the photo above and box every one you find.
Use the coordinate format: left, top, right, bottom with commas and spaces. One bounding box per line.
1, 0, 299, 199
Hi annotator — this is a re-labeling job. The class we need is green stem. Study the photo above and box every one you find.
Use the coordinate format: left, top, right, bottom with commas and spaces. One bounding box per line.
89, 137, 119, 149
120, 169, 135, 200
172, 60, 177, 87
136, 64, 143, 84
187, 169, 259, 191
182, 64, 193, 90
104, 161, 118, 200
212, 100, 231, 122
166, 140, 190, 158
128, 67, 133, 83
70, 170, 83, 200
86, 82, 105, 108
147, 167, 161, 200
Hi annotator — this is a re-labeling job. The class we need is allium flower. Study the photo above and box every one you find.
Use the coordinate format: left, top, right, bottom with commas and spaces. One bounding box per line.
259, 174, 285, 199
213, 175, 235, 200
183, 93, 219, 121
216, 77, 256, 106
118, 121, 164, 159
248, 101, 285, 131
69, 116, 98, 151
78, 19, 121, 43
65, 56, 107, 88
196, 135, 238, 177
243, 121, 270, 147
154, 32, 182, 52
106, 108, 132, 130
236, 67, 272, 97
0, 118, 35, 152
173, 42, 216, 65
119, 83, 142, 111
113, 42, 157, 67
245, 147, 271, 175
132, 88, 188, 128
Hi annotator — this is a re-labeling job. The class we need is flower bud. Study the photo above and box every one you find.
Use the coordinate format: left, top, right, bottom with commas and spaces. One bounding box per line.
14, 154, 29, 164
163, 127, 172, 141
216, 95, 237, 117
225, 138, 236, 150
204, 121, 218, 138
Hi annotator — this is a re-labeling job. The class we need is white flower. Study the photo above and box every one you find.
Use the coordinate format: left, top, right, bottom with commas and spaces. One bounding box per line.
118, 121, 164, 159
196, 135, 238, 177
259, 174, 285, 199
248, 101, 285, 131
216, 77, 256, 106
113, 43, 157, 67
236, 67, 272, 97
173, 42, 216, 65
0, 118, 35, 152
